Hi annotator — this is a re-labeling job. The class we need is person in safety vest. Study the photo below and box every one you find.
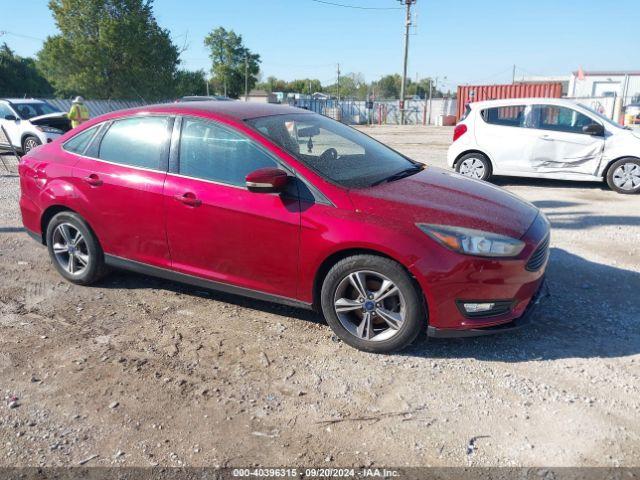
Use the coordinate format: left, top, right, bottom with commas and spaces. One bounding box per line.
68, 96, 90, 128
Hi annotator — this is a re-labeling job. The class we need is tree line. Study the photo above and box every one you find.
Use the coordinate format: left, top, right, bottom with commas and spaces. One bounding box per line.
0, 0, 449, 101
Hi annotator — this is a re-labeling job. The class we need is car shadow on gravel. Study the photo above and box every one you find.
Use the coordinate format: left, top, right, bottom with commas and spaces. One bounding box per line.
96, 271, 324, 324
404, 248, 640, 362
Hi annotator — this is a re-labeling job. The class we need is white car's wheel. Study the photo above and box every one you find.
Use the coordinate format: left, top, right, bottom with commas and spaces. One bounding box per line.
607, 158, 640, 194
456, 153, 492, 181
22, 135, 41, 153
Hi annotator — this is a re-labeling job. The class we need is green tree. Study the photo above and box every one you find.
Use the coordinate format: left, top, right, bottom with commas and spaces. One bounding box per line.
372, 74, 402, 99
174, 69, 208, 97
0, 43, 53, 97
38, 0, 180, 100
204, 27, 260, 98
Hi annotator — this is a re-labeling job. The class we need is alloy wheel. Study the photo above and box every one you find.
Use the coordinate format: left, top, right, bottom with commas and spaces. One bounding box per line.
333, 270, 406, 342
24, 138, 40, 153
51, 223, 90, 276
612, 163, 640, 191
459, 157, 486, 179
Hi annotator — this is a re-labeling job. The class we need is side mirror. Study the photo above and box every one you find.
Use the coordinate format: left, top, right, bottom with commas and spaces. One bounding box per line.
582, 123, 604, 136
245, 167, 290, 193
4, 115, 17, 121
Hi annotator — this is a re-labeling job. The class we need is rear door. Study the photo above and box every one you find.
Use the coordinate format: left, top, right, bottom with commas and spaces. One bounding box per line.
528, 104, 604, 176
71, 115, 173, 268
163, 116, 301, 299
475, 104, 539, 173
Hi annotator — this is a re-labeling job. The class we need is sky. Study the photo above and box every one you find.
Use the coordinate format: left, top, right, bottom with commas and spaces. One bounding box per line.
1, 0, 638, 92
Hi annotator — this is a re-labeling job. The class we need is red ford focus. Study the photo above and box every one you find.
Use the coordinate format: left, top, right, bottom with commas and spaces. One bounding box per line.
19, 102, 549, 353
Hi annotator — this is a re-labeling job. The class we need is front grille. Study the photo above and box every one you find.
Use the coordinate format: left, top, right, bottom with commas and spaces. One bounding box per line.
525, 235, 550, 272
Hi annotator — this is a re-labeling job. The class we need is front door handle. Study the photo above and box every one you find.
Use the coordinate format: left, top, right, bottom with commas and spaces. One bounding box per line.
83, 173, 103, 186
539, 135, 554, 141
174, 192, 201, 207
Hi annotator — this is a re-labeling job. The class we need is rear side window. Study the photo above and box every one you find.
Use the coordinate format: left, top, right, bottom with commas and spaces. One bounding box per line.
98, 116, 171, 170
63, 126, 99, 155
530, 105, 594, 134
178, 117, 278, 187
482, 106, 526, 127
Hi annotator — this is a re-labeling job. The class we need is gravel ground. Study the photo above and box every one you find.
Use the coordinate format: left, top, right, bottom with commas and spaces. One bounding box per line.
0, 126, 638, 468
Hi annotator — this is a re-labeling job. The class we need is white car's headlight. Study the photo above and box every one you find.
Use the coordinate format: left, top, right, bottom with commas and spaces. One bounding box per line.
417, 223, 525, 258
36, 125, 63, 134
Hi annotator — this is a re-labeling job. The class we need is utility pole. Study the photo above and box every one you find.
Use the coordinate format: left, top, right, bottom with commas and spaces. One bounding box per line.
336, 63, 341, 103
206, 76, 210, 96
512, 64, 516, 84
427, 76, 437, 126
244, 54, 249, 101
398, 0, 415, 125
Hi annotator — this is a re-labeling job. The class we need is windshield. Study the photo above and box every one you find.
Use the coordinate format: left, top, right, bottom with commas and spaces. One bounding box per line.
578, 104, 623, 130
246, 113, 417, 188
11, 101, 60, 120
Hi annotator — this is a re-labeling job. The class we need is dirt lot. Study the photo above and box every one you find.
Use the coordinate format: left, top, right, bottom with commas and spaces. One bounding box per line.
0, 125, 639, 468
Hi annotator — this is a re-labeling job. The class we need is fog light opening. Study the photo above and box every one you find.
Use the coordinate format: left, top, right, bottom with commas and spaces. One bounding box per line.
463, 302, 495, 314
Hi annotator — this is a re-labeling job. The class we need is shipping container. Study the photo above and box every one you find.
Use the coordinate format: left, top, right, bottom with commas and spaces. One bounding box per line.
456, 83, 563, 120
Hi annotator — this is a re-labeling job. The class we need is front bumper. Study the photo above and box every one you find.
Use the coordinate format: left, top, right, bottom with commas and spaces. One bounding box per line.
427, 279, 549, 338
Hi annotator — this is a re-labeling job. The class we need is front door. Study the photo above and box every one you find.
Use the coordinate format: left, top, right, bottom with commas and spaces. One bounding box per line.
72, 115, 173, 268
164, 116, 301, 300
528, 104, 604, 176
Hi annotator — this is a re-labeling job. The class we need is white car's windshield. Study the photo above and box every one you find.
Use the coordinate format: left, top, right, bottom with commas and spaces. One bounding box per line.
578, 104, 623, 130
11, 101, 60, 120
247, 113, 421, 188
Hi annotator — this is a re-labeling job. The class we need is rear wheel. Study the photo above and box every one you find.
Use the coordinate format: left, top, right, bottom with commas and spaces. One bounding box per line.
22, 135, 41, 154
456, 152, 492, 181
606, 158, 640, 194
45, 211, 108, 285
320, 255, 426, 353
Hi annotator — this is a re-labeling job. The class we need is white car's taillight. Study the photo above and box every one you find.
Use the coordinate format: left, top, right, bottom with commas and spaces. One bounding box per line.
453, 123, 467, 142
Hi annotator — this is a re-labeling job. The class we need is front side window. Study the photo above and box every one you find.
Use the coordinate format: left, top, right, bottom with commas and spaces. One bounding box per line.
482, 106, 527, 127
178, 117, 278, 186
530, 105, 594, 134
63, 126, 99, 155
0, 103, 14, 118
98, 116, 170, 170
246, 113, 417, 188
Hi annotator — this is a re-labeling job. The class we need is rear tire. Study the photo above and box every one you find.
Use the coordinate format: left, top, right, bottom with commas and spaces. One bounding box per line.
456, 152, 492, 181
320, 255, 426, 353
22, 135, 41, 154
606, 157, 640, 194
45, 211, 108, 285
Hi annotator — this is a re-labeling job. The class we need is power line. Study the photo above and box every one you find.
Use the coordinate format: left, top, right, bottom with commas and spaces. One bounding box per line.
310, 0, 402, 10
0, 30, 46, 42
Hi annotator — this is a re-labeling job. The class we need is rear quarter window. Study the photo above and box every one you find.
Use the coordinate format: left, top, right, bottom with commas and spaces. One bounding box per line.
481, 105, 526, 127
63, 126, 99, 155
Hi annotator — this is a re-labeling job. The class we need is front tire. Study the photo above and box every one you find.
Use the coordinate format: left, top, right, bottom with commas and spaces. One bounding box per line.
45, 211, 107, 285
606, 158, 640, 194
320, 255, 426, 353
22, 135, 42, 154
456, 152, 492, 181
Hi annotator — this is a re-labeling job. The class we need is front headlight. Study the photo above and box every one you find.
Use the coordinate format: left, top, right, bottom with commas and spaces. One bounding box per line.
35, 125, 63, 134
417, 223, 525, 258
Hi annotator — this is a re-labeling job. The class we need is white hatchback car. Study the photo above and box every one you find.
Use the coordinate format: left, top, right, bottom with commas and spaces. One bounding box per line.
0, 99, 71, 154
447, 98, 640, 194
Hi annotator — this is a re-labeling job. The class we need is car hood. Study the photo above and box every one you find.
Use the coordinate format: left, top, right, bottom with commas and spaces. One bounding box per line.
27, 112, 67, 124
348, 167, 539, 239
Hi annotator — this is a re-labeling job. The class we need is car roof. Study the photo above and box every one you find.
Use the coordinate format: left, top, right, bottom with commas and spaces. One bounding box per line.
109, 101, 311, 122
469, 97, 586, 109
1, 98, 47, 104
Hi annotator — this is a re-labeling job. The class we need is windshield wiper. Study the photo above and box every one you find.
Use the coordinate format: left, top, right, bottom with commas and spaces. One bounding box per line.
371, 165, 424, 186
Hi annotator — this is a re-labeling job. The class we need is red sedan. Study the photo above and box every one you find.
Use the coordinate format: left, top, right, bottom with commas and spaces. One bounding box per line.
18, 102, 549, 353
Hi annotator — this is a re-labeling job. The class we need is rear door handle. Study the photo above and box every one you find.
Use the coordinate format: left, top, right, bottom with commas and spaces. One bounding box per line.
174, 192, 201, 207
83, 174, 103, 186
539, 135, 554, 141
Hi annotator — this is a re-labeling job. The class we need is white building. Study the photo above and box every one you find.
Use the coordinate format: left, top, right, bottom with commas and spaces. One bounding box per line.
568, 70, 640, 104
